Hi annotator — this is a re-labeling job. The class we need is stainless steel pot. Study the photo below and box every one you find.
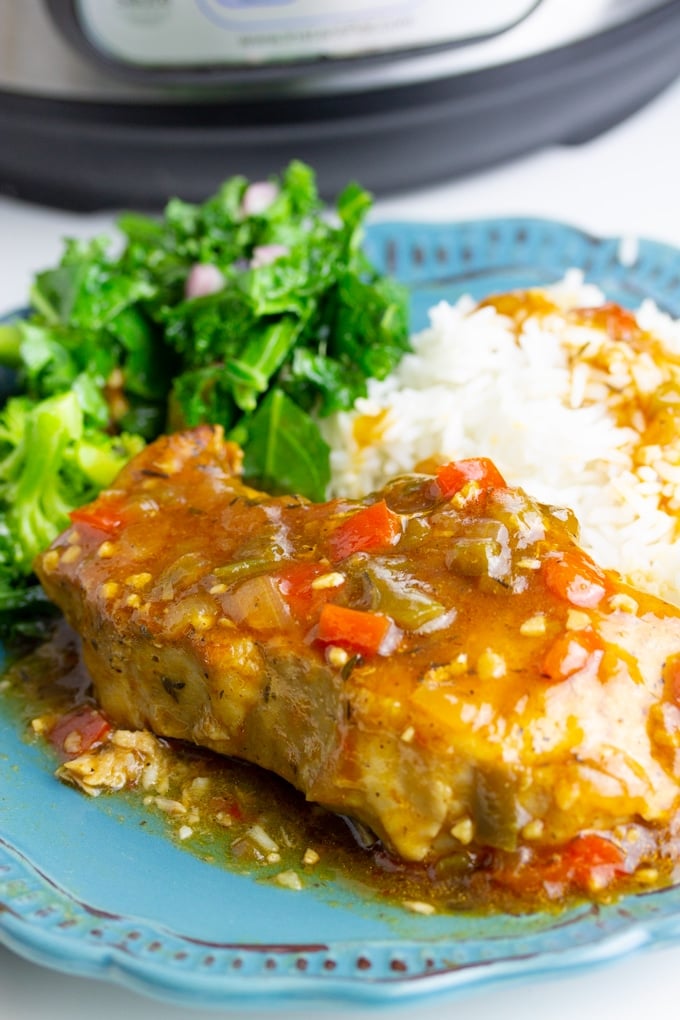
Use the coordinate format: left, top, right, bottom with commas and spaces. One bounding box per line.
1, 0, 679, 208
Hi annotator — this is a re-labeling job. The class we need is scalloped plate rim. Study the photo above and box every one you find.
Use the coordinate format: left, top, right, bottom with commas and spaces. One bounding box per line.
2, 215, 680, 1010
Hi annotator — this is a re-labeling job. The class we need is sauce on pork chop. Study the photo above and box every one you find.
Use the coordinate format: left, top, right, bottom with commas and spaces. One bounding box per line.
31, 426, 680, 905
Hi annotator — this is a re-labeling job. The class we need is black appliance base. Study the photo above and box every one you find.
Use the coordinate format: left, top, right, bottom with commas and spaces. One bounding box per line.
1, 3, 679, 210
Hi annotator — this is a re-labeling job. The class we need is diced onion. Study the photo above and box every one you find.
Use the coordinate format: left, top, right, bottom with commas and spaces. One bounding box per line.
184, 263, 225, 299
222, 575, 291, 631
250, 244, 289, 268
163, 593, 217, 637
240, 181, 279, 216
247, 824, 279, 853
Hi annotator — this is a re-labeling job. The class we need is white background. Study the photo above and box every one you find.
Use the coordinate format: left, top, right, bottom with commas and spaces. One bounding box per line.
2, 69, 680, 1020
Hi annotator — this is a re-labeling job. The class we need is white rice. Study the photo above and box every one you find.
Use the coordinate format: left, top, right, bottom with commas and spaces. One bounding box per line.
320, 271, 680, 604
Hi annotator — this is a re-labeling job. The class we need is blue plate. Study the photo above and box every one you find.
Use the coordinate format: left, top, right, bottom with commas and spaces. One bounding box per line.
3, 217, 680, 1011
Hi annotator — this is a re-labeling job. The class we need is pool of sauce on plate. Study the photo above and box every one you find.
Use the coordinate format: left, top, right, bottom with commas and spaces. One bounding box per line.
2, 618, 678, 917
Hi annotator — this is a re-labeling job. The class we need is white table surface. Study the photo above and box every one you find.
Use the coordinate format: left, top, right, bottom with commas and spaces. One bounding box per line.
2, 73, 680, 1019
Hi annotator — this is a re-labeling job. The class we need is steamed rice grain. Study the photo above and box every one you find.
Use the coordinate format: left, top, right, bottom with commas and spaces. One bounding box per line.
321, 272, 680, 603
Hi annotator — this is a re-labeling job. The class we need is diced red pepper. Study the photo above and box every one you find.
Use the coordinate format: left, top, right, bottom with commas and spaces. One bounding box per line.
493, 833, 628, 898
69, 497, 128, 535
328, 500, 401, 561
47, 707, 111, 759
317, 603, 395, 657
276, 561, 337, 624
435, 457, 506, 498
541, 628, 604, 682
210, 796, 247, 825
574, 302, 639, 343
546, 834, 627, 891
276, 561, 327, 595
542, 550, 609, 608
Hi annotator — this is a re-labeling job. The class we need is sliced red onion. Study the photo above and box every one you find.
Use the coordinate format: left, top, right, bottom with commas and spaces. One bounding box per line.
184, 263, 225, 299
241, 181, 279, 217
250, 244, 289, 269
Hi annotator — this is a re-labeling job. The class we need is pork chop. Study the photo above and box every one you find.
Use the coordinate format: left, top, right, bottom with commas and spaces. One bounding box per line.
35, 426, 680, 864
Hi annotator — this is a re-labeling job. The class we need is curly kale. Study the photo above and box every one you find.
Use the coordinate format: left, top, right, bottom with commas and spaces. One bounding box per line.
0, 162, 410, 633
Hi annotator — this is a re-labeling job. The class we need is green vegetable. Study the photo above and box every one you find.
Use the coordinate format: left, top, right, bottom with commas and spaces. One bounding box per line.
0, 391, 143, 616
363, 561, 445, 630
242, 389, 331, 501
0, 161, 410, 630
472, 766, 521, 852
10, 160, 407, 488
0, 322, 22, 368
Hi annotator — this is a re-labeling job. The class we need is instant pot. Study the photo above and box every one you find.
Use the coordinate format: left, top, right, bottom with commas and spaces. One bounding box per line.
1, 0, 680, 209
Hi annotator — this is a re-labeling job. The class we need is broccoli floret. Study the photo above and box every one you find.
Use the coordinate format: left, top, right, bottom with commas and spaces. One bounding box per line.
0, 391, 144, 605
